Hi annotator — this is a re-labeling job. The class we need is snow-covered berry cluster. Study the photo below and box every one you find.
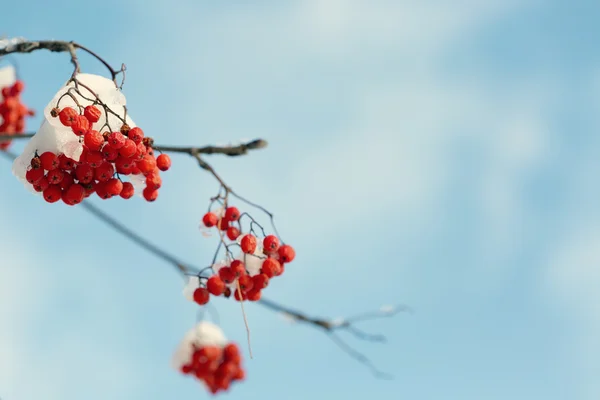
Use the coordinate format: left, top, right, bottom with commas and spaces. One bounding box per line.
0, 67, 35, 150
173, 322, 245, 395
184, 206, 296, 305
12, 73, 170, 203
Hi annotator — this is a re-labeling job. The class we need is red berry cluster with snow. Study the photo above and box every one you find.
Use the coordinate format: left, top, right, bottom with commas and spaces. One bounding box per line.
184, 206, 296, 305
173, 322, 245, 395
11, 73, 170, 203
0, 66, 35, 150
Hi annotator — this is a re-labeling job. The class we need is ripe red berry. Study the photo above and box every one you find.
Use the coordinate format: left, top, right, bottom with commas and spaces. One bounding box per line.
218, 267, 236, 284
58, 154, 75, 170
145, 172, 162, 190
128, 127, 144, 143
105, 178, 123, 196
84, 130, 104, 151
261, 258, 281, 278
39, 152, 58, 171
230, 260, 246, 277
59, 172, 75, 190
206, 275, 226, 296
108, 131, 126, 149
246, 289, 262, 301
64, 183, 85, 205
46, 169, 64, 185
95, 162, 115, 182
252, 273, 269, 289
216, 218, 230, 231
95, 181, 110, 199
101, 144, 119, 162
32, 177, 49, 192
193, 288, 210, 305
119, 139, 137, 158
278, 245, 296, 263
25, 167, 45, 184
202, 212, 218, 227
85, 151, 104, 168
42, 185, 62, 203
240, 234, 257, 254
58, 107, 77, 126
119, 182, 135, 199
11, 80, 24, 95
223, 343, 240, 361
226, 227, 240, 241
71, 115, 90, 136
156, 154, 171, 171
237, 275, 254, 293
234, 289, 247, 302
142, 186, 158, 202
75, 163, 94, 184
224, 207, 240, 222
83, 105, 102, 123
263, 235, 280, 253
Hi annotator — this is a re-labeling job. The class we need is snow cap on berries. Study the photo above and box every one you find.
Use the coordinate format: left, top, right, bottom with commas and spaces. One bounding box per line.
172, 321, 227, 369
12, 73, 138, 192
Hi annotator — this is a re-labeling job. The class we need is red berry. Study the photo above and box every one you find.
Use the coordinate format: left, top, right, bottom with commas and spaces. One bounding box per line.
128, 127, 144, 143
71, 115, 90, 136
263, 235, 280, 253
64, 184, 85, 205
216, 218, 230, 231
59, 172, 75, 190
32, 176, 49, 192
42, 185, 62, 203
46, 169, 64, 185
207, 275, 226, 296
278, 245, 296, 263
240, 234, 257, 254
202, 212, 218, 227
105, 178, 123, 196
237, 275, 254, 293
85, 151, 104, 168
108, 131, 126, 149
246, 289, 262, 301
252, 273, 269, 289
39, 152, 58, 171
94, 162, 115, 182
11, 80, 24, 95
193, 288, 210, 305
218, 267, 236, 284
58, 154, 75, 170
230, 260, 246, 277
234, 289, 247, 302
25, 167, 45, 184
142, 186, 158, 202
83, 105, 101, 123
225, 207, 240, 221
145, 172, 162, 189
101, 144, 119, 161
95, 181, 111, 199
156, 154, 171, 171
119, 139, 137, 158
226, 227, 240, 241
223, 343, 240, 361
120, 182, 135, 199
75, 163, 94, 184
84, 130, 104, 151
58, 107, 77, 126
136, 155, 156, 174
261, 258, 281, 278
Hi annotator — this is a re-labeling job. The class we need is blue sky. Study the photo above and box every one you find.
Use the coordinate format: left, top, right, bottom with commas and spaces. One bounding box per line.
1, 1, 600, 399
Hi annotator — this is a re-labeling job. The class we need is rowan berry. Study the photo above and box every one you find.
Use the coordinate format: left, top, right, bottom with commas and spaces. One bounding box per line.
263, 235, 280, 253
95, 162, 115, 182
145, 172, 162, 190
43, 185, 62, 203
108, 131, 126, 149
128, 127, 144, 143
224, 207, 240, 221
58, 107, 77, 126
226, 227, 240, 241
237, 275, 254, 293
47, 169, 64, 185
142, 186, 158, 202
75, 163, 94, 184
85, 151, 104, 168
119, 182, 135, 199
233, 289, 247, 301
240, 234, 257, 254
136, 154, 156, 174
278, 244, 296, 263
58, 154, 75, 170
83, 105, 101, 123
59, 172, 75, 190
202, 212, 218, 227
39, 152, 59, 171
156, 154, 171, 171
230, 260, 246, 277
246, 289, 262, 301
71, 115, 90, 136
261, 258, 281, 278
218, 267, 236, 284
252, 273, 269, 289
105, 178, 123, 196
193, 288, 210, 305
33, 176, 50, 192
206, 275, 226, 296
64, 184, 85, 205
25, 167, 44, 184
101, 144, 119, 161
119, 139, 137, 158
84, 130, 104, 151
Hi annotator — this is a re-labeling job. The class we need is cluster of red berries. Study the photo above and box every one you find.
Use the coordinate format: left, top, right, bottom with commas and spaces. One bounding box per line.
193, 206, 296, 305
180, 343, 245, 395
0, 80, 35, 150
24, 105, 172, 204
